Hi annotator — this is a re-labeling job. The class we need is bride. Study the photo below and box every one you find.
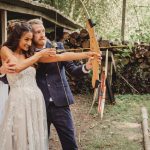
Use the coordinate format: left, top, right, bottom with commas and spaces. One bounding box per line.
0, 22, 96, 150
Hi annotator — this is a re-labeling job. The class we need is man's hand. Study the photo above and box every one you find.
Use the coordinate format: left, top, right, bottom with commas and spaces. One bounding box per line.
85, 52, 102, 70
0, 59, 16, 74
40, 48, 56, 57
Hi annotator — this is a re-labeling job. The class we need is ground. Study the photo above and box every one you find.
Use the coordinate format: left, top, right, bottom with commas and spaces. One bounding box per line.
49, 94, 150, 150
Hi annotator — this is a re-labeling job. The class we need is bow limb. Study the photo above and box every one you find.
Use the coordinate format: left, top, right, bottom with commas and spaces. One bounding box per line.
86, 19, 100, 88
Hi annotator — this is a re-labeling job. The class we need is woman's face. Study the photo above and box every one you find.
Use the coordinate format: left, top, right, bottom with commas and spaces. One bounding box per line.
18, 31, 33, 51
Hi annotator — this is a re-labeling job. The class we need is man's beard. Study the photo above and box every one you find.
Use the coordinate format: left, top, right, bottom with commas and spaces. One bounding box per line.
33, 39, 45, 47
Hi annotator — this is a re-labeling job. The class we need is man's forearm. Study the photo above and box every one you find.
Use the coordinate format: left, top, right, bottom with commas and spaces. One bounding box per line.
39, 52, 93, 63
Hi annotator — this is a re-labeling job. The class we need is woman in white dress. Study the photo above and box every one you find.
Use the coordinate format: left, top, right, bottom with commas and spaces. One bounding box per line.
0, 22, 97, 150
0, 22, 51, 150
0, 22, 53, 150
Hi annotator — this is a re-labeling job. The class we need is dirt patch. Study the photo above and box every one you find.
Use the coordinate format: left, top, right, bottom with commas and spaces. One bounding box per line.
49, 94, 93, 150
112, 121, 142, 141
112, 121, 141, 129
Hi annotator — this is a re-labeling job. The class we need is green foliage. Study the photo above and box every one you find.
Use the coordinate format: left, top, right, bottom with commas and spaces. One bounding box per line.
130, 30, 150, 43
114, 48, 132, 71
37, 0, 150, 41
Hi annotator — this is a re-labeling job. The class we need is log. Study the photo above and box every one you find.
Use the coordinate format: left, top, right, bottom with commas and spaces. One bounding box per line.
141, 107, 150, 150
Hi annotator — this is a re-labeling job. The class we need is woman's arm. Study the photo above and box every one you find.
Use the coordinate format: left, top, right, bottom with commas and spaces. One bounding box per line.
38, 52, 97, 63
0, 46, 56, 73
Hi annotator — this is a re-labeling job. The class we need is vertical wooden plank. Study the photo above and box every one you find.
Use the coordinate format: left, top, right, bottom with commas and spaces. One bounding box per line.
1, 10, 7, 44
109, 52, 114, 85
111, 52, 117, 72
107, 51, 113, 85
110, 62, 113, 85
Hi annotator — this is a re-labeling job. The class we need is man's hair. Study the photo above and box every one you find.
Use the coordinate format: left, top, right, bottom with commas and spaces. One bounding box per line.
28, 19, 43, 26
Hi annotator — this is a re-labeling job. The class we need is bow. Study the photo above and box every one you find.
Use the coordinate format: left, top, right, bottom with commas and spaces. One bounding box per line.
79, 0, 103, 115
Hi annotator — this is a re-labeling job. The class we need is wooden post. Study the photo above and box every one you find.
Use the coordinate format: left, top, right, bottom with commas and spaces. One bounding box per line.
141, 107, 150, 150
1, 10, 7, 44
121, 0, 126, 41
107, 51, 113, 85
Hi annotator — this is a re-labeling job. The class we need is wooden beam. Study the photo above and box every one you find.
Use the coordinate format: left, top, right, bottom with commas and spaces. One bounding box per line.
1, 10, 7, 44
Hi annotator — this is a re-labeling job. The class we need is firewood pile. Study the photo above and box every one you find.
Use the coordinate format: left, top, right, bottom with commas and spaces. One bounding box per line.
63, 29, 112, 50
132, 43, 150, 69
63, 29, 93, 94
63, 30, 150, 94
113, 42, 150, 94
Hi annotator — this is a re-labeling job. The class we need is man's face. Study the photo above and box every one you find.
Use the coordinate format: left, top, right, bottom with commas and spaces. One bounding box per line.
32, 24, 46, 47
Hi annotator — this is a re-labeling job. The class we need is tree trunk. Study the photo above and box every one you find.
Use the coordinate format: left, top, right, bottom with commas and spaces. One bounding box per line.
121, 0, 126, 41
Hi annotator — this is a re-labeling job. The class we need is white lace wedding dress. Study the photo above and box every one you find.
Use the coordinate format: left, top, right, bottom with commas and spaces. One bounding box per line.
0, 67, 48, 150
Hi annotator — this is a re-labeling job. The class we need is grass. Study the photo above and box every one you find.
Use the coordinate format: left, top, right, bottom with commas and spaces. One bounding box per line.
49, 94, 150, 150
76, 94, 150, 150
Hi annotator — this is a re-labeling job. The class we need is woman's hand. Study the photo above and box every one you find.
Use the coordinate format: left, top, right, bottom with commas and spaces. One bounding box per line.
0, 59, 16, 74
39, 48, 56, 58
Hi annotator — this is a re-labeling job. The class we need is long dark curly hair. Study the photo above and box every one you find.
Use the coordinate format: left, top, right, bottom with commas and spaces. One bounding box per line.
3, 22, 34, 58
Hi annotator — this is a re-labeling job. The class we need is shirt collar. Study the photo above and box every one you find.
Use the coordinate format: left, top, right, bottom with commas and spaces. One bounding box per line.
35, 43, 46, 52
